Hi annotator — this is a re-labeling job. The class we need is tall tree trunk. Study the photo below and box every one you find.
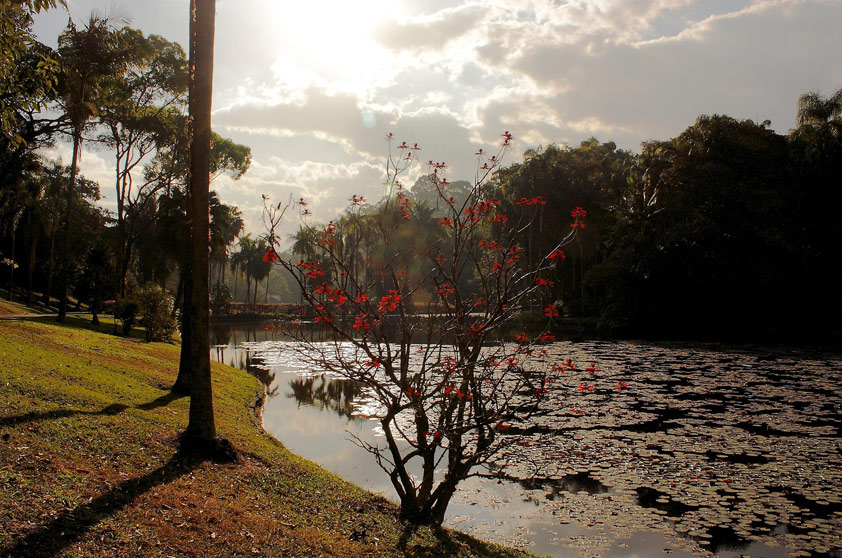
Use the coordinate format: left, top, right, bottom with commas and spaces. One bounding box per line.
58, 127, 82, 322
7, 214, 19, 302
173, 258, 192, 394
27, 232, 37, 307
43, 233, 55, 306
264, 276, 269, 304
183, 0, 217, 444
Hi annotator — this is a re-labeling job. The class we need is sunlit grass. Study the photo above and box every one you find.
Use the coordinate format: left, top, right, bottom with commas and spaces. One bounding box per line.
0, 319, 533, 557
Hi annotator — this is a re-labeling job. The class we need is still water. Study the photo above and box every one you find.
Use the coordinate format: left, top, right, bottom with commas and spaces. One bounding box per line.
210, 321, 842, 558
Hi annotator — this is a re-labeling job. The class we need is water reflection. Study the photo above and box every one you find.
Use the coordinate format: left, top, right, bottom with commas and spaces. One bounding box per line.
286, 375, 365, 420
211, 323, 842, 558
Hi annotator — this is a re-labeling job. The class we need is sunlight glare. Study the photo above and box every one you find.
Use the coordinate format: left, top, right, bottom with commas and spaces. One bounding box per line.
263, 0, 401, 95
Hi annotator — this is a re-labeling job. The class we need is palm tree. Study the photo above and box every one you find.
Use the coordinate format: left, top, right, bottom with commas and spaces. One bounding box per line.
246, 238, 272, 305
796, 88, 842, 132
181, 0, 223, 451
55, 14, 126, 321
209, 192, 243, 286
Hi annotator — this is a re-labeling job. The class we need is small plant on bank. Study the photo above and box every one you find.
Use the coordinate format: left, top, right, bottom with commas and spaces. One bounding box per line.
117, 283, 177, 341
263, 132, 601, 524
210, 281, 232, 315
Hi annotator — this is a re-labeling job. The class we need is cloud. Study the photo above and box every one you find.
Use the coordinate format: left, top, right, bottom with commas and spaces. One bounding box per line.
504, 0, 842, 142
372, 5, 486, 52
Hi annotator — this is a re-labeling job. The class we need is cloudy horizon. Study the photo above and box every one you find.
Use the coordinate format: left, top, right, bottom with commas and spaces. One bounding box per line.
33, 0, 842, 239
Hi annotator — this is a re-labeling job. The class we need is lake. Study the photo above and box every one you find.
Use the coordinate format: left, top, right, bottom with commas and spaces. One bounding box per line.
210, 321, 842, 558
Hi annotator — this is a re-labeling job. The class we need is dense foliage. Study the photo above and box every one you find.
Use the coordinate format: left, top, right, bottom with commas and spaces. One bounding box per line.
0, 12, 251, 333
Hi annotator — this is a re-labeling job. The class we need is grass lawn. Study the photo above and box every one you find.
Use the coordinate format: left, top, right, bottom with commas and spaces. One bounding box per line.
0, 318, 535, 558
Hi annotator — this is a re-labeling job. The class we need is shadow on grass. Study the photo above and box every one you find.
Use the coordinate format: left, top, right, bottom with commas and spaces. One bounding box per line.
398, 521, 526, 558
0, 392, 187, 428
0, 450, 201, 558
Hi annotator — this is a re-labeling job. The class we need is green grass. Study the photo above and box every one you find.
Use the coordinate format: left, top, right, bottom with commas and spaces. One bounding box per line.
0, 318, 538, 558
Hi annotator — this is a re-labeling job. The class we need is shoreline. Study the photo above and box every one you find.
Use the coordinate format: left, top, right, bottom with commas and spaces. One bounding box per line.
0, 317, 534, 558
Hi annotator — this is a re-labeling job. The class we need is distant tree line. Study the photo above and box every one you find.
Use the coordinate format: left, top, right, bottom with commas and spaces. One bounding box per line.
285, 89, 841, 342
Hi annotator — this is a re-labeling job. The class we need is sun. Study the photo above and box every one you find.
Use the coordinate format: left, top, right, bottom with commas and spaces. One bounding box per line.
262, 0, 400, 95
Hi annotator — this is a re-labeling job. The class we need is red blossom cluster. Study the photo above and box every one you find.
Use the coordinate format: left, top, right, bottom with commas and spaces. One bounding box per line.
515, 196, 546, 206
479, 240, 502, 251
437, 284, 455, 296
378, 290, 401, 313
548, 249, 566, 260
296, 260, 325, 279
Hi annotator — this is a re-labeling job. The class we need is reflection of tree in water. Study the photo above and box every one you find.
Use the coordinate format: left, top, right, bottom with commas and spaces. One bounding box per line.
210, 322, 233, 346
286, 375, 364, 420
232, 351, 277, 397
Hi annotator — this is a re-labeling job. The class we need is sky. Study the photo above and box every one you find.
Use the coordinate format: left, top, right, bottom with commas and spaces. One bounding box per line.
33, 0, 842, 240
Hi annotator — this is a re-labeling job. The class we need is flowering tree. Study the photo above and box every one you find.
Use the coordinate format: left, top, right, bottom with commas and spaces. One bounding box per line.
263, 132, 591, 524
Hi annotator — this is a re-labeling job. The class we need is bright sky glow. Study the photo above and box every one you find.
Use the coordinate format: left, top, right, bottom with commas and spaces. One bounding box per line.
33, 0, 842, 239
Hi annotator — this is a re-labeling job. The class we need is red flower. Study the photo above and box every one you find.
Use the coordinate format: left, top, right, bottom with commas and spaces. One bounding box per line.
615, 381, 629, 391
514, 332, 529, 343
378, 290, 401, 313
437, 284, 455, 296
438, 217, 453, 227
548, 249, 565, 260
263, 249, 279, 263
544, 305, 559, 318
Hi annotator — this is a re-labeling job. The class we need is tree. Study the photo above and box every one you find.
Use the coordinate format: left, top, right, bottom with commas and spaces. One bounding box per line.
264, 132, 591, 523
181, 0, 230, 456
0, 0, 66, 147
97, 28, 188, 296
55, 14, 127, 321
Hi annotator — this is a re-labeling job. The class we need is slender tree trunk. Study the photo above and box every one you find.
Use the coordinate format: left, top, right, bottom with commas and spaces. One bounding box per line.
58, 128, 82, 322
43, 233, 55, 306
7, 215, 18, 301
172, 258, 192, 394
183, 0, 217, 444
172, 266, 185, 319
264, 276, 269, 303
27, 233, 36, 307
